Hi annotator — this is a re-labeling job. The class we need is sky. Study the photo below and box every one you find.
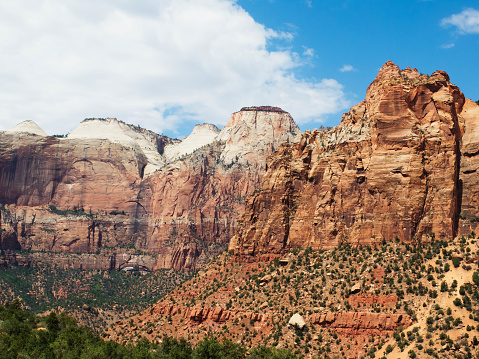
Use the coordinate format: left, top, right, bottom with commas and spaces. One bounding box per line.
0, 0, 478, 139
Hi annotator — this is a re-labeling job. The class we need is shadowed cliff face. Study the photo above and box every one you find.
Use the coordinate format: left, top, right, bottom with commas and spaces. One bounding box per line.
230, 61, 479, 255
0, 109, 300, 271
458, 98, 479, 235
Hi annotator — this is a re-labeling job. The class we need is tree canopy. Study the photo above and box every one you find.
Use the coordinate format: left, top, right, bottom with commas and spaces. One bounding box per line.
0, 300, 309, 359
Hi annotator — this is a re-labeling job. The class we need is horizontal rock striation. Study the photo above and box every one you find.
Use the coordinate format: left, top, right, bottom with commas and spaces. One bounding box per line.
149, 304, 268, 324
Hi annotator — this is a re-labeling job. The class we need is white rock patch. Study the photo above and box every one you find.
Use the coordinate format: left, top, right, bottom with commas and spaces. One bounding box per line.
6, 120, 47, 136
164, 123, 219, 161
67, 118, 169, 176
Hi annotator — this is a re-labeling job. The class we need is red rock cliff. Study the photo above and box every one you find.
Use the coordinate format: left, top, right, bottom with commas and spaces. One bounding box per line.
141, 108, 300, 270
230, 61, 474, 255
0, 109, 300, 271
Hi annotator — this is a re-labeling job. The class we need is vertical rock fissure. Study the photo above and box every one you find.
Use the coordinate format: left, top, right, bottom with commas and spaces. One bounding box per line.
452, 105, 463, 239
50, 140, 62, 202
413, 137, 429, 242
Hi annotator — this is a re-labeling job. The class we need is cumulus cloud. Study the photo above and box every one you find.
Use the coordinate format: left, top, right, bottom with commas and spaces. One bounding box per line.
0, 0, 347, 136
339, 64, 355, 72
441, 8, 479, 34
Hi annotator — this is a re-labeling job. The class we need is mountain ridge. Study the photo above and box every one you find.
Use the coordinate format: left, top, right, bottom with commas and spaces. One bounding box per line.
0, 106, 300, 272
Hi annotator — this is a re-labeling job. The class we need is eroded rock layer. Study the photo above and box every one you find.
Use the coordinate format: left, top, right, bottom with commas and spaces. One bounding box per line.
0, 109, 300, 271
230, 61, 478, 255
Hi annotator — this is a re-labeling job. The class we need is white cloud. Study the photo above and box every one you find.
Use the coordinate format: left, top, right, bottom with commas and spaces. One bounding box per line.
303, 47, 314, 57
0, 0, 347, 136
441, 43, 455, 49
441, 8, 479, 34
339, 64, 355, 72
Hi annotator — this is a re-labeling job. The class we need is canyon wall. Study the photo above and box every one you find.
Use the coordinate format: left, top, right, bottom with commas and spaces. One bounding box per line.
0, 109, 300, 271
230, 61, 479, 255
2, 62, 478, 270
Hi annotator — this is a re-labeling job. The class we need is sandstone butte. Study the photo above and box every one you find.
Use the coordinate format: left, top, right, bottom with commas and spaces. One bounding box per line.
0, 108, 300, 271
229, 61, 479, 256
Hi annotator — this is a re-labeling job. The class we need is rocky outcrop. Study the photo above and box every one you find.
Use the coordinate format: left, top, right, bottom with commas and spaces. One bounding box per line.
288, 313, 306, 328
0, 109, 300, 271
230, 61, 473, 255
309, 311, 412, 334
163, 123, 220, 161
5, 120, 48, 136
148, 304, 268, 324
217, 106, 300, 166
109, 304, 409, 346
66, 117, 179, 176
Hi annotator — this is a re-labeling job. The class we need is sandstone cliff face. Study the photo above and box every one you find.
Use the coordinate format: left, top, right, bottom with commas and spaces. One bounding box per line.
0, 131, 153, 268
66, 117, 180, 176
230, 62, 474, 255
459, 98, 479, 235
142, 108, 300, 270
217, 106, 300, 166
0, 109, 300, 271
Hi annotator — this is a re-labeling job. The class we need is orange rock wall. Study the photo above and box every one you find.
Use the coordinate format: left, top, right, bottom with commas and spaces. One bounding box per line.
230, 62, 477, 255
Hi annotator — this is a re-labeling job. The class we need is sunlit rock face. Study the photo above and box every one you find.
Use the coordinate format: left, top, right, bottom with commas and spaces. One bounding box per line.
0, 109, 300, 271
230, 62, 479, 256
143, 107, 301, 270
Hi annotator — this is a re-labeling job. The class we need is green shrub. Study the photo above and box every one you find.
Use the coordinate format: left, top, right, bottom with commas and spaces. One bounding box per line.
473, 272, 479, 286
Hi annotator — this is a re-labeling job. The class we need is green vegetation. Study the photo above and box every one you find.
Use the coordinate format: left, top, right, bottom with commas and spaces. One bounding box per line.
0, 264, 191, 329
48, 205, 93, 219
0, 300, 301, 359
147, 233, 479, 358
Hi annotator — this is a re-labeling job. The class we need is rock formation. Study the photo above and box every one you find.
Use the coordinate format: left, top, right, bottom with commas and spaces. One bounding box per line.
66, 117, 179, 176
309, 311, 412, 334
163, 123, 220, 161
0, 109, 300, 271
5, 120, 48, 136
458, 98, 479, 235
143, 108, 300, 270
230, 61, 478, 255
104, 64, 478, 359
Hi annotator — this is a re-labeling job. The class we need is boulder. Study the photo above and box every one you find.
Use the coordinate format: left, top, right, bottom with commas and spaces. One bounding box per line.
288, 313, 306, 329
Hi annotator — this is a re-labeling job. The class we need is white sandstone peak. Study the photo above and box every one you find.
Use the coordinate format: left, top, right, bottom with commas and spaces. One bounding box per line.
217, 107, 301, 166
68, 118, 138, 144
67, 118, 172, 176
163, 123, 220, 161
6, 120, 48, 136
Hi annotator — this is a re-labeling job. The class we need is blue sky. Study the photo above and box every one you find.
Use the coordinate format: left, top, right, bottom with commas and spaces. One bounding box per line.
238, 0, 479, 126
0, 0, 478, 138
